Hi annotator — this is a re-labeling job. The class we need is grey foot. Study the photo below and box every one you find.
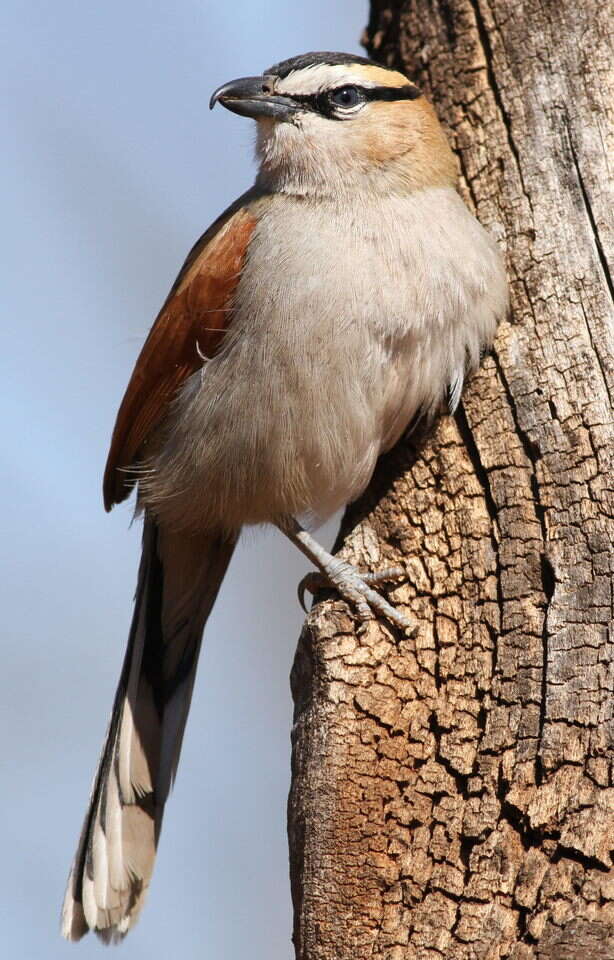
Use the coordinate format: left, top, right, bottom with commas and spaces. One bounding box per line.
298, 566, 404, 611
298, 561, 415, 633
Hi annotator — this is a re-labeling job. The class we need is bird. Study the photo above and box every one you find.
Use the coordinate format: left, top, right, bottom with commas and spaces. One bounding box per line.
61, 50, 508, 943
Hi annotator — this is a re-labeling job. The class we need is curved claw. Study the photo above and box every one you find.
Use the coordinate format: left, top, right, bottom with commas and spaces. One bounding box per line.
297, 572, 324, 614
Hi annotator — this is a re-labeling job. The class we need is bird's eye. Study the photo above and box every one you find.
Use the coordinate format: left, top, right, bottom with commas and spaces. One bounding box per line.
329, 86, 363, 109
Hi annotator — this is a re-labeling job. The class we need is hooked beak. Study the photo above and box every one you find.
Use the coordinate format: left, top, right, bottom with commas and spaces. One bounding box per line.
209, 75, 299, 121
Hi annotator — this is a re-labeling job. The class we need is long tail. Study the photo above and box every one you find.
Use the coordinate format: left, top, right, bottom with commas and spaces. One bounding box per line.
61, 518, 237, 943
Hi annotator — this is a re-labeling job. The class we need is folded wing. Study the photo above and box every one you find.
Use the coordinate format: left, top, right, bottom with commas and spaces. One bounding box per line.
103, 201, 257, 510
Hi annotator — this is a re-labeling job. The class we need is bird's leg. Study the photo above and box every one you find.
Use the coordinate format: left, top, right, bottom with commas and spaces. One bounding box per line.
277, 517, 417, 634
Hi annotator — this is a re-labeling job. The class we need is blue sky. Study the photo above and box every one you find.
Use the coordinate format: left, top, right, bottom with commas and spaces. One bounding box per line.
1, 3, 365, 956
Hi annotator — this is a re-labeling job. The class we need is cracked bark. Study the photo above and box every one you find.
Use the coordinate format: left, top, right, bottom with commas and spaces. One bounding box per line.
288, 2, 613, 958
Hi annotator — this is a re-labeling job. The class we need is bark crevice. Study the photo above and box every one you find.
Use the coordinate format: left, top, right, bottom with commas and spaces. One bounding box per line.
565, 120, 614, 312
288, 3, 614, 957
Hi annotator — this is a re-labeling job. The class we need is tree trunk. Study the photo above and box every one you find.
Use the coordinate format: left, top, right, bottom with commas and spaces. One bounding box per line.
287, 2, 614, 958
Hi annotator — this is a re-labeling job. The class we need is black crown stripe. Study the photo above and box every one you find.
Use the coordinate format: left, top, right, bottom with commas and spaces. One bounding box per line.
267, 51, 405, 79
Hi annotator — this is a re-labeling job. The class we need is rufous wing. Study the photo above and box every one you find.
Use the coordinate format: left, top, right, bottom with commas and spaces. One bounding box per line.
103, 203, 257, 510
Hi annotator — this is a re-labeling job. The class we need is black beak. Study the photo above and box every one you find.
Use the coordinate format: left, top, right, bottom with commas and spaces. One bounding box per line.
209, 75, 299, 120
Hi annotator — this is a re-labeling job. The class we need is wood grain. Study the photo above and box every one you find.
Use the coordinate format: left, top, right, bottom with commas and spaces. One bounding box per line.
288, 2, 613, 957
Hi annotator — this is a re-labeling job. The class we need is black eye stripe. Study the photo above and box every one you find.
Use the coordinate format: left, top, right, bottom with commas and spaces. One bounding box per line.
362, 85, 422, 103
288, 84, 422, 118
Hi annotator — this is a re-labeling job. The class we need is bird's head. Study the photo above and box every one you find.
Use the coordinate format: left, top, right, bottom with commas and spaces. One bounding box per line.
210, 52, 456, 198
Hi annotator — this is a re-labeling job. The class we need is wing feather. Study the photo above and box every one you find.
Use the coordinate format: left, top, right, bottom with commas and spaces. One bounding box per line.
103, 202, 257, 509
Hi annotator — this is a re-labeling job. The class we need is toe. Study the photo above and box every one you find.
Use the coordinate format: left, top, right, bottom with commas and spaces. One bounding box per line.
360, 567, 405, 586
362, 585, 416, 634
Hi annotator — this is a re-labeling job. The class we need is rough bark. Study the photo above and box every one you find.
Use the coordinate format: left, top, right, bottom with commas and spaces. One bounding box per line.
288, 2, 614, 958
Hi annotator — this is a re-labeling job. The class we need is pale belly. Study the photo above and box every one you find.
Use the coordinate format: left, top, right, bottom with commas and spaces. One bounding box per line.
139, 189, 504, 534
